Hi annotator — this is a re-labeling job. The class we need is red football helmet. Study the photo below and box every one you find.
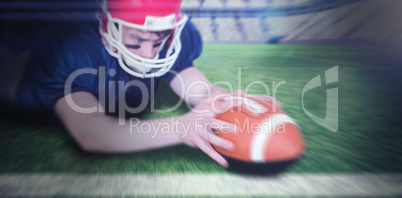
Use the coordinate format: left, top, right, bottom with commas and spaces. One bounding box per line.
99, 0, 188, 78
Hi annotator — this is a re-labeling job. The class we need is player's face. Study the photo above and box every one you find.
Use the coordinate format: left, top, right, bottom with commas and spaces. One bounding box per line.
121, 26, 170, 59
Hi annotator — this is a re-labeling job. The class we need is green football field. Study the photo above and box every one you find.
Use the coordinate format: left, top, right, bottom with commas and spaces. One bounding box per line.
1, 44, 401, 196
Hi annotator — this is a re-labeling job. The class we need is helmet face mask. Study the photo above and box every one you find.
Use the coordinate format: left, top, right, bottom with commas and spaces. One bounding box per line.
99, 0, 187, 78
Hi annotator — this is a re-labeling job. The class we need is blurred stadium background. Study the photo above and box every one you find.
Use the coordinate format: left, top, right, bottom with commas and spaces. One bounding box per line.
1, 0, 401, 45
186, 0, 402, 45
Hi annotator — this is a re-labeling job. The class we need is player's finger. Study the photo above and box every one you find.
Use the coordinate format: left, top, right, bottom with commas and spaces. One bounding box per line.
208, 93, 237, 114
204, 130, 235, 151
231, 90, 282, 108
247, 95, 282, 108
192, 136, 229, 167
211, 96, 244, 114
232, 90, 246, 97
207, 118, 237, 134
213, 92, 232, 102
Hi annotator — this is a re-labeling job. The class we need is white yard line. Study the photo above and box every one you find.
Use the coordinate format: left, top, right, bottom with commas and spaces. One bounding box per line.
1, 173, 401, 197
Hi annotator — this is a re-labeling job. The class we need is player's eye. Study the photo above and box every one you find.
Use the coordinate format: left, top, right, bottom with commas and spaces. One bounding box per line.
153, 42, 162, 48
125, 44, 140, 49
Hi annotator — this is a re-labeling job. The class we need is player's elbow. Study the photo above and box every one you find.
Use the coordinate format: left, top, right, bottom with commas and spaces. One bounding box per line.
70, 131, 102, 153
73, 131, 121, 153
78, 141, 97, 153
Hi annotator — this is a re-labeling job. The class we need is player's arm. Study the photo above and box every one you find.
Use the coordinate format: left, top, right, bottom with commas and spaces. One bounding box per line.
55, 91, 235, 167
170, 66, 228, 106
54, 91, 181, 153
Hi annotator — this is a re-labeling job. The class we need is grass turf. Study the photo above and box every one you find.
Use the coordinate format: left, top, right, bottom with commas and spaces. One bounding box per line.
0, 44, 401, 174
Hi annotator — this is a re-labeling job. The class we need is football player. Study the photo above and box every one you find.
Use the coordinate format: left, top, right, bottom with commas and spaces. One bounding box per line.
1, 0, 277, 167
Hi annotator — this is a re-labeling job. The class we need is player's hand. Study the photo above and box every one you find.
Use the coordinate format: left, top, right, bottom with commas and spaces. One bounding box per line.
176, 92, 238, 168
231, 90, 282, 109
